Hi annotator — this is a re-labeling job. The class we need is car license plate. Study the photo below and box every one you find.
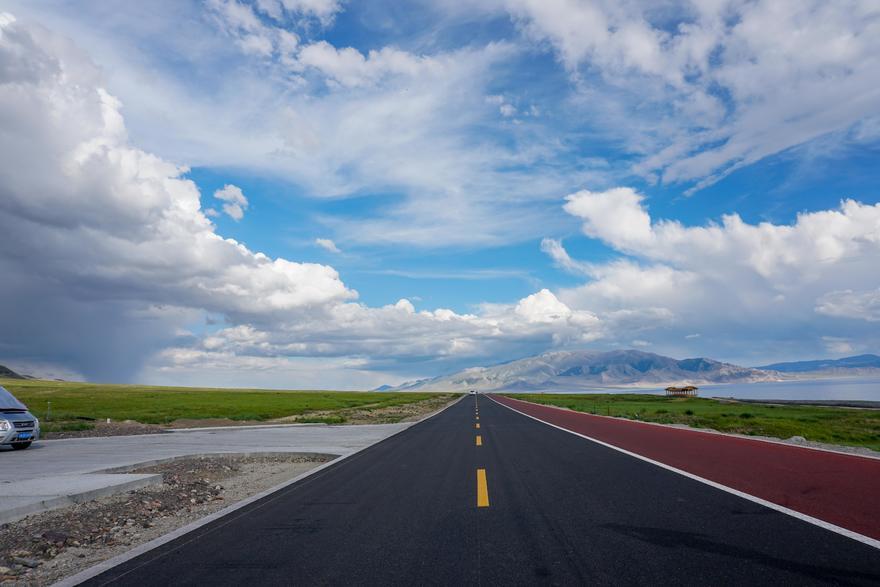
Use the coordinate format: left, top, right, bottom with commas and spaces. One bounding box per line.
17, 432, 32, 440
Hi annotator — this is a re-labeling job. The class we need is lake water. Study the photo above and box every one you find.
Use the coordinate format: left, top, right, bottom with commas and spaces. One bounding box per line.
543, 376, 880, 400
699, 376, 880, 401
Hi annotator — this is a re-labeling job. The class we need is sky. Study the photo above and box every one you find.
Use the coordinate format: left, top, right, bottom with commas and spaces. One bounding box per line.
0, 0, 878, 389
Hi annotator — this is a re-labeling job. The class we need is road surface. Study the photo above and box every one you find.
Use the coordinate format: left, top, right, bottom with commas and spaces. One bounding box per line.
79, 395, 880, 586
494, 394, 880, 541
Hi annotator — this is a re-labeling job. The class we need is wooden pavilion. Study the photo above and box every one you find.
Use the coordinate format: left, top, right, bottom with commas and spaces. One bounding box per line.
665, 385, 699, 397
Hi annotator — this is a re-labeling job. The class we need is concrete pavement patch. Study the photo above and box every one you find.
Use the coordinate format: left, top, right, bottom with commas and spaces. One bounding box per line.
0, 422, 411, 524
0, 474, 162, 524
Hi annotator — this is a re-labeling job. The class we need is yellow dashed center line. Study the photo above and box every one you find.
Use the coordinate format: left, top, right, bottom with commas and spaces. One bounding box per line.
476, 435, 482, 446
476, 468, 490, 507
475, 423, 480, 429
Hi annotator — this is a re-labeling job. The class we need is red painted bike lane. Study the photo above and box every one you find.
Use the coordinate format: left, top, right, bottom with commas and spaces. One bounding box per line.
492, 395, 880, 543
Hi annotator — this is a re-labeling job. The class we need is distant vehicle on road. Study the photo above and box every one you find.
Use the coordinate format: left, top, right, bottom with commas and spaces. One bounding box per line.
469, 390, 477, 395
0, 385, 39, 450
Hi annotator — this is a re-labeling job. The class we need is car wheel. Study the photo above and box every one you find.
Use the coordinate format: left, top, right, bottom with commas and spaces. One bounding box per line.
11, 442, 31, 450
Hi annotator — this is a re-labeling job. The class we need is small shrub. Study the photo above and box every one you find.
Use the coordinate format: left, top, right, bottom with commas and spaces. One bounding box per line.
684, 409, 694, 416
740, 412, 754, 419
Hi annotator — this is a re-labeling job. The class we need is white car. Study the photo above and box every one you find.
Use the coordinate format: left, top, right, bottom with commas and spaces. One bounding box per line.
0, 385, 39, 450
469, 390, 477, 395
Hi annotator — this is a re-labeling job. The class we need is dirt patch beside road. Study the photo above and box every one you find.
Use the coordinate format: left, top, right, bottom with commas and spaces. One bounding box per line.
42, 419, 270, 439
274, 393, 459, 425
0, 453, 331, 586
43, 420, 168, 439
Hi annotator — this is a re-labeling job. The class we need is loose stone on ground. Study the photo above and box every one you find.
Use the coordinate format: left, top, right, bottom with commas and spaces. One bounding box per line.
0, 454, 329, 586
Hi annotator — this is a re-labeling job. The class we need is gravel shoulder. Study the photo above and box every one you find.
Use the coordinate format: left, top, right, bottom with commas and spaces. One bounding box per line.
0, 454, 330, 586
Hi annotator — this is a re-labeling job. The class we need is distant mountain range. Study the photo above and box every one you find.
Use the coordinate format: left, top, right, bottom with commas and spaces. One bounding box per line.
390, 350, 778, 392
0, 364, 28, 379
386, 350, 880, 392
756, 354, 880, 374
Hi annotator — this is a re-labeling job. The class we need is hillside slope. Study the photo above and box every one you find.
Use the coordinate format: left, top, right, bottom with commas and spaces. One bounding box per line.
0, 364, 27, 379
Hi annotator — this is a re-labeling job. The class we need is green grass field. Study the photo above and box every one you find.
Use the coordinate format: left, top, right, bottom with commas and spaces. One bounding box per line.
506, 393, 880, 451
0, 378, 456, 431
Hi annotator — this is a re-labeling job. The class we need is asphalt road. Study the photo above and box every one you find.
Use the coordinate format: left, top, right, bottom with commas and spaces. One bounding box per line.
494, 394, 880, 541
82, 395, 880, 586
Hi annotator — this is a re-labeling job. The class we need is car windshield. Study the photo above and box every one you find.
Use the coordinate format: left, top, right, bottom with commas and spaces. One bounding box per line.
0, 385, 27, 410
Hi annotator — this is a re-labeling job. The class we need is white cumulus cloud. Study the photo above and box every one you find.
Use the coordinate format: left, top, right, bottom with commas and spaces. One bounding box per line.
315, 237, 341, 253
540, 238, 590, 275
295, 41, 438, 88
213, 184, 249, 220
563, 188, 653, 252
550, 186, 880, 362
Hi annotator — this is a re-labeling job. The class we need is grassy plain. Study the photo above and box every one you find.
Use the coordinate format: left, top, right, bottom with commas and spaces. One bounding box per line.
0, 378, 457, 433
506, 393, 880, 451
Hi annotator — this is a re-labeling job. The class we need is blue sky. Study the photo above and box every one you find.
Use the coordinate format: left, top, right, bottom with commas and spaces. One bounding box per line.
1, 0, 879, 387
